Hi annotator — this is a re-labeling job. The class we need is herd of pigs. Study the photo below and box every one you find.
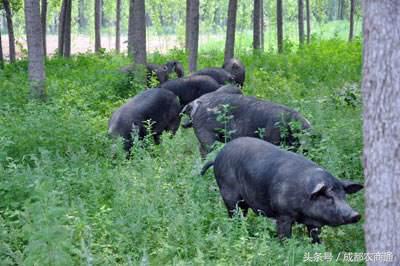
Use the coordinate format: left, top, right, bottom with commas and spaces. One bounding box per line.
109, 59, 363, 244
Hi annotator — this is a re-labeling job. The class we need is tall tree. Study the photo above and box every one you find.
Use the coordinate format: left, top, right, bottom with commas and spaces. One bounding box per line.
0, 18, 4, 68
186, 0, 199, 72
128, 0, 146, 65
41, 0, 47, 56
362, 0, 400, 264
260, 0, 264, 50
115, 0, 121, 52
185, 0, 190, 52
224, 0, 238, 64
306, 0, 310, 43
3, 0, 16, 62
253, 0, 262, 51
298, 0, 304, 45
58, 0, 71, 57
78, 0, 86, 31
94, 0, 101, 52
24, 0, 46, 100
348, 0, 355, 41
276, 0, 283, 53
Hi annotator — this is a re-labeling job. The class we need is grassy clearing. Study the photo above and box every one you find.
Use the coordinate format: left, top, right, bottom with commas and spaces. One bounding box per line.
0, 39, 364, 265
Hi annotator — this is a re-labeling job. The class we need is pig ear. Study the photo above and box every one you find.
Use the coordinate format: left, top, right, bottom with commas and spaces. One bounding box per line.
310, 183, 327, 200
341, 180, 364, 194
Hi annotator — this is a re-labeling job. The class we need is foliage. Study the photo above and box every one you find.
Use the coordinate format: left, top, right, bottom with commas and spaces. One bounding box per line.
0, 39, 364, 265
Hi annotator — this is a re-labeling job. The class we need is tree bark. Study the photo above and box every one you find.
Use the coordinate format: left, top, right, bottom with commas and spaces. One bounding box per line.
187, 0, 199, 72
58, 0, 66, 56
306, 0, 310, 43
0, 19, 4, 68
24, 0, 46, 100
362, 1, 400, 265
348, 0, 355, 42
224, 0, 238, 64
115, 0, 121, 52
185, 0, 190, 53
41, 0, 47, 56
3, 0, 16, 62
276, 0, 283, 53
260, 0, 264, 50
253, 0, 262, 51
298, 0, 304, 45
63, 0, 71, 57
131, 0, 146, 65
127, 0, 134, 55
78, 0, 86, 31
95, 0, 102, 52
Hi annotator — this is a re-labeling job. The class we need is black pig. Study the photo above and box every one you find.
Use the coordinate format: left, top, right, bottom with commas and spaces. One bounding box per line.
182, 93, 311, 157
108, 88, 181, 152
201, 137, 363, 243
161, 75, 221, 106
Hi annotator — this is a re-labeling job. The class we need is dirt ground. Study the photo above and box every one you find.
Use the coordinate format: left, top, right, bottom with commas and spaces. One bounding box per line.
0, 34, 223, 59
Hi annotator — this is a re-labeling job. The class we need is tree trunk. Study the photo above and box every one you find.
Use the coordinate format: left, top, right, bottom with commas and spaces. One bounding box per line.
338, 0, 344, 20
78, 0, 86, 31
187, 0, 199, 72
24, 0, 46, 100
128, 0, 134, 55
362, 1, 400, 265
260, 0, 264, 50
115, 0, 121, 53
3, 0, 16, 62
276, 0, 283, 53
306, 0, 310, 43
224, 0, 238, 64
58, 0, 66, 56
0, 19, 4, 68
130, 0, 146, 65
185, 0, 190, 52
41, 0, 47, 56
253, 0, 262, 51
63, 0, 71, 57
95, 0, 102, 52
348, 0, 355, 42
298, 0, 304, 45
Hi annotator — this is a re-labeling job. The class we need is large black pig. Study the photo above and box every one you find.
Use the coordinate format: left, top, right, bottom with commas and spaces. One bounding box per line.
108, 88, 181, 152
182, 93, 311, 157
201, 137, 363, 243
160, 75, 221, 106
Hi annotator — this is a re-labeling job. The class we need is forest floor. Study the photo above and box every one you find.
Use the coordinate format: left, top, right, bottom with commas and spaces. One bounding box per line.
0, 39, 364, 265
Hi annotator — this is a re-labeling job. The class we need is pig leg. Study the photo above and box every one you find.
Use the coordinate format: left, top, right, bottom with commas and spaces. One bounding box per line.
195, 129, 216, 158
307, 226, 321, 244
168, 117, 181, 135
276, 216, 294, 240
220, 188, 246, 218
153, 134, 161, 145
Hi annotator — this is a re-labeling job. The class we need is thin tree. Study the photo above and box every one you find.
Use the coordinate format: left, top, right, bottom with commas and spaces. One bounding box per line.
94, 0, 101, 52
306, 0, 310, 43
63, 0, 71, 56
128, 0, 146, 65
24, 0, 46, 100
362, 0, 400, 264
298, 0, 304, 45
78, 0, 86, 31
260, 0, 264, 50
41, 0, 47, 56
115, 0, 121, 52
224, 0, 238, 64
127, 0, 133, 55
276, 0, 283, 53
348, 0, 355, 42
58, 0, 71, 57
187, 0, 199, 72
253, 0, 262, 51
3, 0, 16, 62
0, 18, 3, 68
185, 0, 190, 52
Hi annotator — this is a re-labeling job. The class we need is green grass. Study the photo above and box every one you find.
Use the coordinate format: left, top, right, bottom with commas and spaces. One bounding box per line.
0, 39, 364, 265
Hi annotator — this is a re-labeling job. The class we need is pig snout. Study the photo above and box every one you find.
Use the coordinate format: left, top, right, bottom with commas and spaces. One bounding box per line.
347, 211, 361, 224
